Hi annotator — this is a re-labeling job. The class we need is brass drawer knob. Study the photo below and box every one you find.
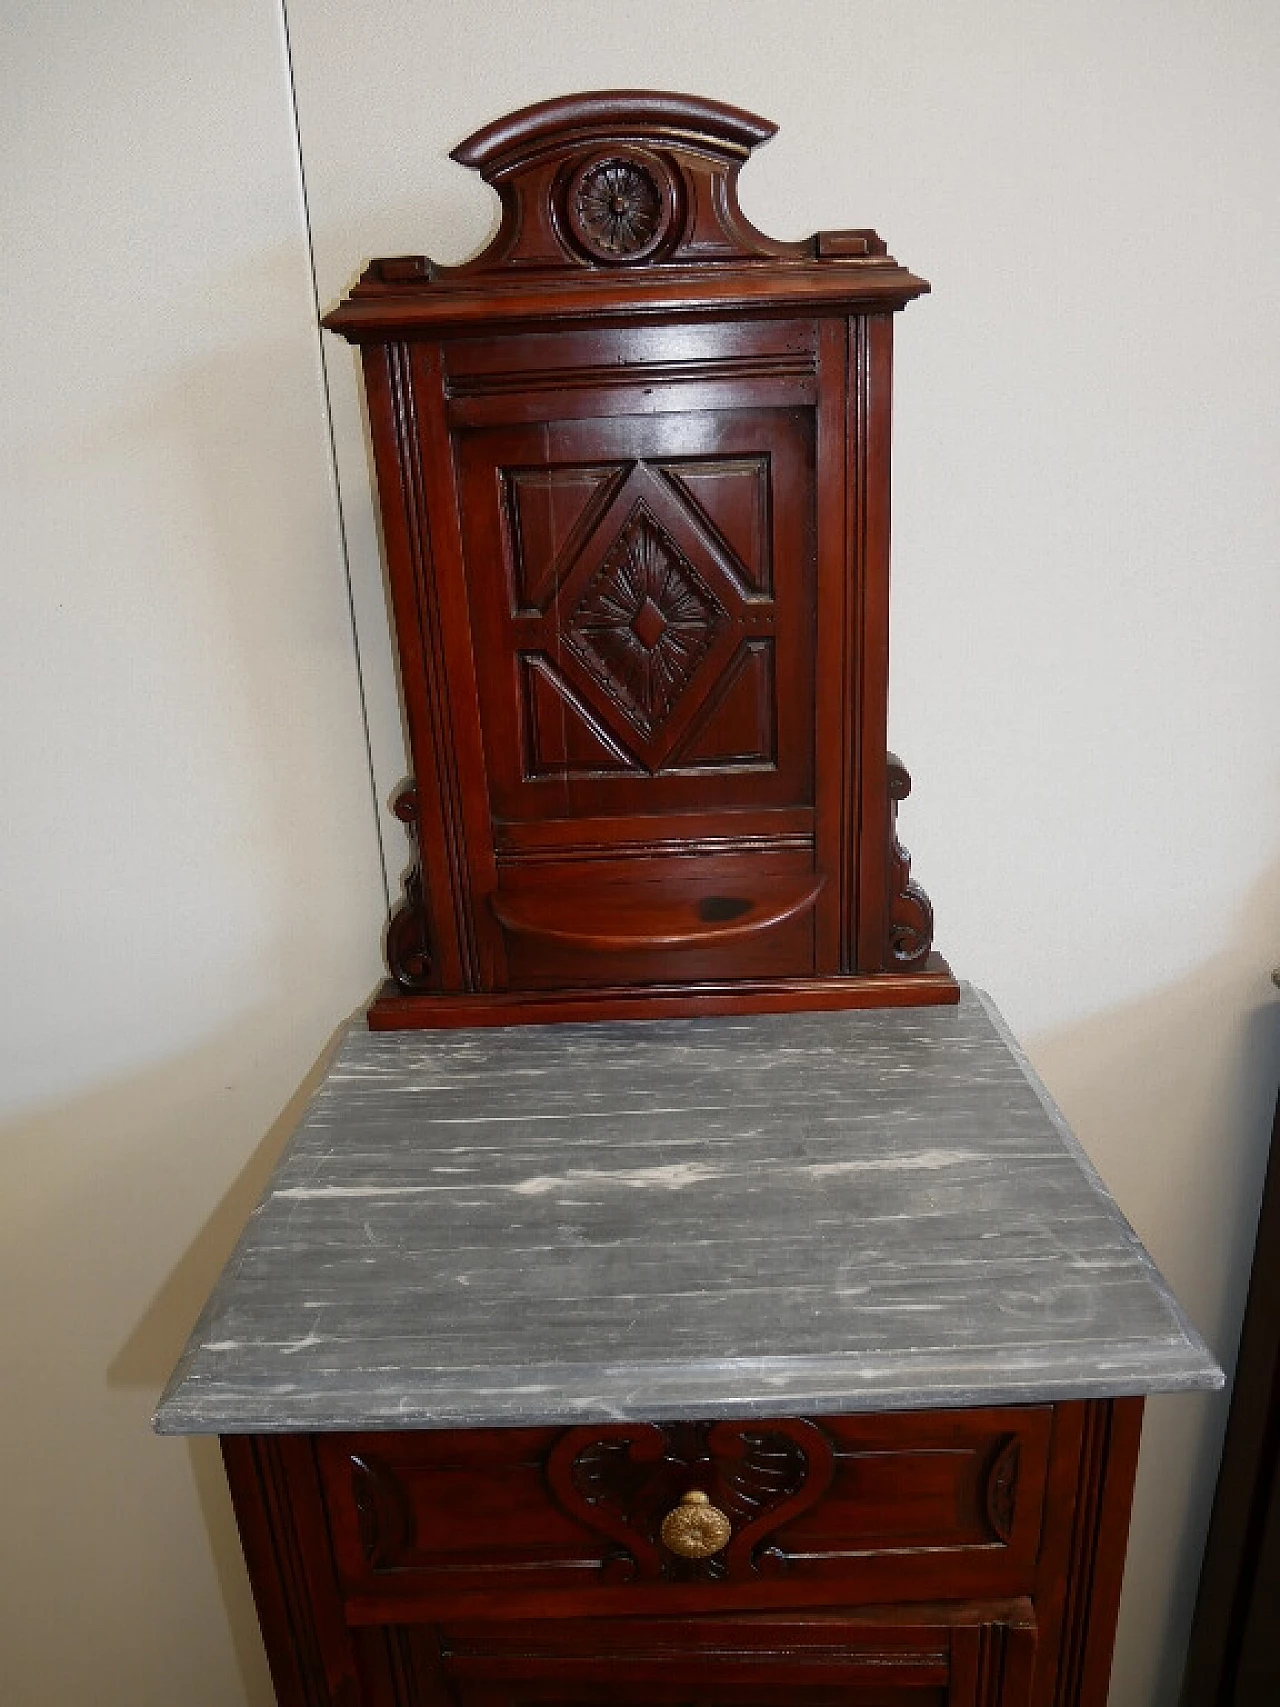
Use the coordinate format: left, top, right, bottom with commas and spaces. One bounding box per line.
660, 1489, 732, 1558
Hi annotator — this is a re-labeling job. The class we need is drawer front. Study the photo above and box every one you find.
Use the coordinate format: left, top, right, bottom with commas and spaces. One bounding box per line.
354, 1606, 1037, 1707
317, 1408, 1052, 1619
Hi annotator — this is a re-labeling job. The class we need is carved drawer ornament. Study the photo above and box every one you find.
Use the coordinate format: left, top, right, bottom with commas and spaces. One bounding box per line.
984, 1436, 1022, 1544
349, 1451, 414, 1568
547, 1418, 835, 1583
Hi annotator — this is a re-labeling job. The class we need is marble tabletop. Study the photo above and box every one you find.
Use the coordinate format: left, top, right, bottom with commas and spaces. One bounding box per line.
154, 987, 1220, 1435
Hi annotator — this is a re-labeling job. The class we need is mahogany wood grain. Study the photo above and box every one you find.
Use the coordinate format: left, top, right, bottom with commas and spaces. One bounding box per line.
1069, 1398, 1145, 1707
321, 92, 956, 1026
364, 960, 959, 1030
223, 1401, 1140, 1707
350, 1607, 1036, 1705
222, 1436, 361, 1707
314, 1410, 1051, 1621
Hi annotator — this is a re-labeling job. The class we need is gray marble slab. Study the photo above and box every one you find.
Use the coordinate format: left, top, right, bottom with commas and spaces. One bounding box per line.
154, 987, 1220, 1434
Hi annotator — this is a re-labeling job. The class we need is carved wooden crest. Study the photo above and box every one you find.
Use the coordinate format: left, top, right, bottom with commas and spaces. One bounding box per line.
339, 91, 900, 298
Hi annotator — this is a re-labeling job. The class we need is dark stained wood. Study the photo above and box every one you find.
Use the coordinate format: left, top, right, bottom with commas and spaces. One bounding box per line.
221, 1436, 361, 1707
357, 1604, 1038, 1704
1183, 1084, 1280, 1707
313, 1410, 1052, 1619
321, 92, 955, 1027
224, 1401, 1140, 1706
1051, 1398, 1144, 1707
364, 959, 960, 1030
324, 94, 927, 340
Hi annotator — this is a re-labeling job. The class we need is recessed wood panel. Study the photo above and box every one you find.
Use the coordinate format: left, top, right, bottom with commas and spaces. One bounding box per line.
450, 385, 823, 990
658, 455, 773, 595
503, 463, 628, 613
361, 1612, 984, 1705
666, 640, 776, 770
457, 400, 812, 816
354, 1608, 1039, 1706
519, 655, 639, 778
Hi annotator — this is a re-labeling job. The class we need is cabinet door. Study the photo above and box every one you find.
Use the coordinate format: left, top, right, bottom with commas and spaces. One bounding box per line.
430, 317, 845, 991
354, 1608, 1037, 1707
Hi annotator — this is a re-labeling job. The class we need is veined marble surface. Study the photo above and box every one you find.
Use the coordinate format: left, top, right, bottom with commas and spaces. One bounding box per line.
154, 988, 1220, 1434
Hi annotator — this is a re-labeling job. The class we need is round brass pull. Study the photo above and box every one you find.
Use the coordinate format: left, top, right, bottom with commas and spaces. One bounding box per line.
659, 1490, 732, 1559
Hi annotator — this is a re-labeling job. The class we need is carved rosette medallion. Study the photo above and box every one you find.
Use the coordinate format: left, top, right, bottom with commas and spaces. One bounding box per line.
565, 507, 725, 738
564, 150, 675, 262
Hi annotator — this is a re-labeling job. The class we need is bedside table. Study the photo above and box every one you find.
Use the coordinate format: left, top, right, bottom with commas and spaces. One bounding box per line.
156, 991, 1218, 1705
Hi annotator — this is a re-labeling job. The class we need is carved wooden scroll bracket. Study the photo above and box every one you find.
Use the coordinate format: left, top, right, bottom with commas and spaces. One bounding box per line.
887, 753, 936, 969
385, 783, 433, 992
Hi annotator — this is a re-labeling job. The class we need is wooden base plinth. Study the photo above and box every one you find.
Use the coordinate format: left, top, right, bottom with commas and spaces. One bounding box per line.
368, 956, 960, 1030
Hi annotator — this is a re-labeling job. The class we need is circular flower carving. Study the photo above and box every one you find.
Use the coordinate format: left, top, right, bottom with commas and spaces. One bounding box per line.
565, 508, 723, 739
566, 153, 673, 262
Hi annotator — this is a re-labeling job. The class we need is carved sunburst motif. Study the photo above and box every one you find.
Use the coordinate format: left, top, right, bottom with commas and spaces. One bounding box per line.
572, 157, 665, 258
566, 508, 723, 738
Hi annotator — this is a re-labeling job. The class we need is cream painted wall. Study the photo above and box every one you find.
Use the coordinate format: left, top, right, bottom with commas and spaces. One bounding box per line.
3, 3, 1278, 1704
0, 3, 384, 1704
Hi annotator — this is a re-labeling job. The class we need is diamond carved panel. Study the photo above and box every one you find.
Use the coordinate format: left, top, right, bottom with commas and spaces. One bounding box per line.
564, 505, 726, 742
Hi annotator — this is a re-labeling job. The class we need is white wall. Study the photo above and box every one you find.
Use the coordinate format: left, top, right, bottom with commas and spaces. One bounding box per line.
0, 4, 384, 1704
3, 3, 1278, 1703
